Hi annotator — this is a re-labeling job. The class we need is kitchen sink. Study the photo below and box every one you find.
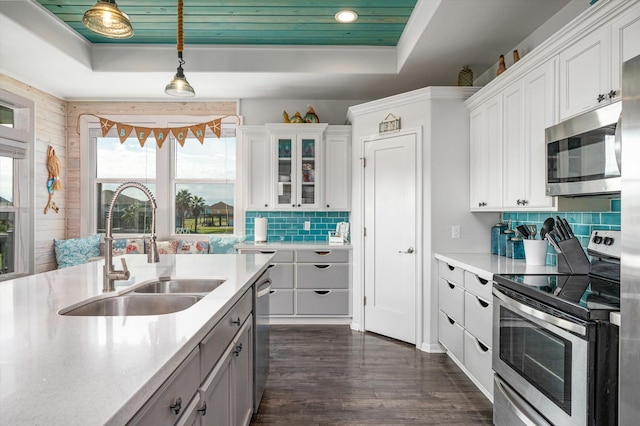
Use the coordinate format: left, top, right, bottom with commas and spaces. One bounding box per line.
61, 294, 203, 316
133, 278, 225, 294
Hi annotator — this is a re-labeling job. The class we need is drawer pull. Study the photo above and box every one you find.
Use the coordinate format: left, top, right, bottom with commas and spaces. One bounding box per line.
313, 264, 331, 269
314, 290, 331, 295
233, 342, 243, 357
478, 277, 488, 285
476, 297, 489, 308
260, 250, 276, 254
314, 250, 331, 255
447, 281, 455, 290
475, 338, 489, 353
269, 290, 276, 294
231, 316, 242, 326
446, 314, 455, 325
267, 264, 275, 269
170, 397, 182, 415
197, 401, 207, 416
447, 264, 455, 271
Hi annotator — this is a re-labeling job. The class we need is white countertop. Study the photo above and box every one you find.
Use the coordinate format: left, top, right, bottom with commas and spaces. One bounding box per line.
236, 241, 352, 250
434, 252, 558, 280
0, 253, 273, 425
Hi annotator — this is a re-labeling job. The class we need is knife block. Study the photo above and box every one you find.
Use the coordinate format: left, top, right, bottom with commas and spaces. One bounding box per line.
556, 238, 590, 274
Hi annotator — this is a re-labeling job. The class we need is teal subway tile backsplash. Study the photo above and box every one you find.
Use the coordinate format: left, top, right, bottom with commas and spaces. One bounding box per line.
246, 211, 350, 242
502, 199, 620, 265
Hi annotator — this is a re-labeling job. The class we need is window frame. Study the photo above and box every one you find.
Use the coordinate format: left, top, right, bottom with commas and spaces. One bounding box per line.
81, 114, 243, 240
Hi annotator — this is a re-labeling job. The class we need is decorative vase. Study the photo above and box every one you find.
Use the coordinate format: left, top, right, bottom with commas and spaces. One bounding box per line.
457, 66, 474, 86
496, 55, 507, 76
513, 49, 520, 63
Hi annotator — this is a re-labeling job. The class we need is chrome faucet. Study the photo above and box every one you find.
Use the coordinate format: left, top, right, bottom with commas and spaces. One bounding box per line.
103, 182, 159, 292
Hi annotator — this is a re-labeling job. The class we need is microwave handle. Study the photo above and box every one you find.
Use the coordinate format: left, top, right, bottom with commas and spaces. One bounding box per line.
615, 113, 622, 172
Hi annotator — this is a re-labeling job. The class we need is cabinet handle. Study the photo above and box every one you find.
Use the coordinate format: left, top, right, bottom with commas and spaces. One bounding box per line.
231, 316, 241, 326
326, 204, 330, 208
170, 397, 182, 415
259, 250, 276, 254
269, 290, 276, 294
197, 401, 207, 416
476, 296, 490, 308
297, 204, 301, 207
292, 204, 296, 207
475, 338, 489, 353
233, 342, 243, 357
267, 264, 275, 269
446, 314, 455, 325
264, 204, 268, 207
314, 290, 331, 295
478, 277, 488, 285
314, 250, 331, 256
608, 90, 617, 99
313, 264, 331, 269
597, 93, 606, 103
447, 264, 455, 271
478, 201, 487, 207
447, 281, 455, 290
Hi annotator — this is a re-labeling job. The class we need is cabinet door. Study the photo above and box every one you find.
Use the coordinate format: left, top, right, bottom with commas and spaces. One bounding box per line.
274, 135, 296, 208
242, 127, 271, 210
502, 80, 525, 209
233, 318, 254, 426
200, 345, 233, 426
323, 128, 351, 210
469, 94, 502, 211
559, 26, 610, 120
297, 135, 320, 209
611, 3, 640, 97
523, 59, 556, 209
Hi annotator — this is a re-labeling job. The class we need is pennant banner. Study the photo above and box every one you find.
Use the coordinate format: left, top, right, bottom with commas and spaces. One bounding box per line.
84, 115, 237, 148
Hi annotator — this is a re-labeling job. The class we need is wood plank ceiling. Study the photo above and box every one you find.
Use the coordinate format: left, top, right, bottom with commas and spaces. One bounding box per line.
35, 0, 418, 46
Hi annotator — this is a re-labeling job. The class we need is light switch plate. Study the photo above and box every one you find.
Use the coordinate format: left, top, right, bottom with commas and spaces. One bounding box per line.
304, 221, 311, 231
452, 225, 460, 239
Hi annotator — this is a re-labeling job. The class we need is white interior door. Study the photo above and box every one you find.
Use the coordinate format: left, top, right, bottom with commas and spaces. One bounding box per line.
364, 132, 417, 344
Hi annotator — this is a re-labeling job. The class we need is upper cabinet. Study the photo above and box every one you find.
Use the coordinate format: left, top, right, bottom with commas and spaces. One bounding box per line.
240, 123, 351, 211
559, 2, 640, 121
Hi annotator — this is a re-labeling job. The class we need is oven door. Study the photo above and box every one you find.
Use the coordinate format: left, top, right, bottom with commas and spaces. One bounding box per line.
493, 286, 594, 426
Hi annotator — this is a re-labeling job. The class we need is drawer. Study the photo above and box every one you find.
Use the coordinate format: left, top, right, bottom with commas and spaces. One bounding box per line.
297, 289, 349, 315
269, 289, 294, 315
438, 309, 463, 362
464, 270, 493, 301
239, 249, 294, 263
296, 264, 349, 289
200, 289, 252, 379
438, 278, 464, 323
464, 330, 493, 397
464, 292, 493, 347
128, 347, 200, 426
266, 263, 294, 289
296, 249, 349, 263
438, 261, 464, 286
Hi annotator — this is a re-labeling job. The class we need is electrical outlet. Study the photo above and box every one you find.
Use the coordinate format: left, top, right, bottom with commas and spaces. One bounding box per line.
451, 225, 460, 239
304, 221, 311, 231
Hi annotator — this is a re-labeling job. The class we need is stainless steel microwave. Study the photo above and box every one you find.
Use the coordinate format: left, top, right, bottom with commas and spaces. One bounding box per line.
546, 101, 622, 197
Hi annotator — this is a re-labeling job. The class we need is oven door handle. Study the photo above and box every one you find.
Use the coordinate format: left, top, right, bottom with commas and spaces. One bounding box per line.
493, 288, 587, 336
495, 375, 552, 426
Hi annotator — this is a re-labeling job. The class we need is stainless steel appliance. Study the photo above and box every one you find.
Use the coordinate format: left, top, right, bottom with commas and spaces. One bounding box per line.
253, 270, 271, 412
493, 230, 620, 425
620, 52, 640, 425
545, 101, 622, 197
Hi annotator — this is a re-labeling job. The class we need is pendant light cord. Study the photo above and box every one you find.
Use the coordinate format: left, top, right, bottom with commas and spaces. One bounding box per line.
177, 0, 184, 54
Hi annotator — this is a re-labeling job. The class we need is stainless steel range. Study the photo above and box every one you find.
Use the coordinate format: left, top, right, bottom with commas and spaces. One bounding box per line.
493, 230, 620, 426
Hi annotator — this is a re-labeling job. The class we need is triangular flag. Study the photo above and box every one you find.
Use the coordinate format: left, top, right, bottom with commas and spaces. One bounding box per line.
135, 127, 152, 147
172, 127, 189, 147
116, 123, 134, 143
190, 123, 207, 144
207, 119, 221, 138
100, 117, 115, 137
154, 128, 170, 149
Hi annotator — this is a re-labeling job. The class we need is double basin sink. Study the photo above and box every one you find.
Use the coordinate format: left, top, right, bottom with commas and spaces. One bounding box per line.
61, 278, 225, 317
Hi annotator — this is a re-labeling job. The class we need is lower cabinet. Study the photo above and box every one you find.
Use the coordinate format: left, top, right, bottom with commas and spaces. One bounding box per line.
437, 260, 494, 400
127, 288, 254, 426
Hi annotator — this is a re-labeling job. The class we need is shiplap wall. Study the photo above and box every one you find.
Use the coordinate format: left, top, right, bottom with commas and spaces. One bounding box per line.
0, 74, 67, 273
65, 101, 238, 239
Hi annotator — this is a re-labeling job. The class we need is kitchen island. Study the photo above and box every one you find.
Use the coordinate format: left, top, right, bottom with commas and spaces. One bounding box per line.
0, 253, 273, 425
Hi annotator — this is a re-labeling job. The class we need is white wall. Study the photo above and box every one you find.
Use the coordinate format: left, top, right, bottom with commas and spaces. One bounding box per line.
239, 99, 365, 125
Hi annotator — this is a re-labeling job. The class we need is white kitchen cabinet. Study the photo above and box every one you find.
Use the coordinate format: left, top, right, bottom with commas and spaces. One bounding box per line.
611, 2, 640, 98
437, 260, 493, 400
503, 60, 556, 210
469, 94, 502, 211
199, 348, 232, 426
240, 126, 272, 210
323, 126, 352, 210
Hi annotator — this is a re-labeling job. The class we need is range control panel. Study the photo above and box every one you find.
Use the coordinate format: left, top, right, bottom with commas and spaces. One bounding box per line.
587, 230, 621, 260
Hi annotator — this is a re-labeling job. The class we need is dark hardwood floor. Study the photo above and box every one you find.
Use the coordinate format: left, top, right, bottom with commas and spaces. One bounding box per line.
251, 325, 493, 425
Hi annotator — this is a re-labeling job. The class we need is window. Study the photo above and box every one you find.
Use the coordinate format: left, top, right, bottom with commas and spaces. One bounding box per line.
88, 116, 238, 238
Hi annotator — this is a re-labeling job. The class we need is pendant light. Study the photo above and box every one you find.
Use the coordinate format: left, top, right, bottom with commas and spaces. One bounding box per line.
82, 0, 133, 39
165, 0, 195, 97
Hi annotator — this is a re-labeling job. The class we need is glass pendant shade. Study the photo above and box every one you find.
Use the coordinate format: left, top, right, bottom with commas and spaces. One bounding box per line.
165, 64, 195, 97
82, 0, 133, 39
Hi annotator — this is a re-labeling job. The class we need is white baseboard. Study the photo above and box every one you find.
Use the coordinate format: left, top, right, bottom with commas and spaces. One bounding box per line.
269, 316, 352, 325
420, 342, 446, 353
350, 322, 363, 332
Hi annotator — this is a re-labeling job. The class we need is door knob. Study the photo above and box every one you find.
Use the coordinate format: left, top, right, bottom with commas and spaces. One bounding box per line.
398, 247, 415, 254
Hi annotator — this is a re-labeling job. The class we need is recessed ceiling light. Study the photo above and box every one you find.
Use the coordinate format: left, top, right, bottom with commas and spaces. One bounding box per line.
335, 10, 358, 24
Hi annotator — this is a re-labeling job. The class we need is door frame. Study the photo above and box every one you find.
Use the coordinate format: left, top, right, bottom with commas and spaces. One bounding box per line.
351, 126, 423, 348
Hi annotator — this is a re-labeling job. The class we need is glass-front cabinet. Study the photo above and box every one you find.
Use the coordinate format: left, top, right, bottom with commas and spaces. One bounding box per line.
273, 128, 322, 209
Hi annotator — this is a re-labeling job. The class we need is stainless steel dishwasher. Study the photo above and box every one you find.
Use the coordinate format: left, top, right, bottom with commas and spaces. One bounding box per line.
254, 270, 271, 412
